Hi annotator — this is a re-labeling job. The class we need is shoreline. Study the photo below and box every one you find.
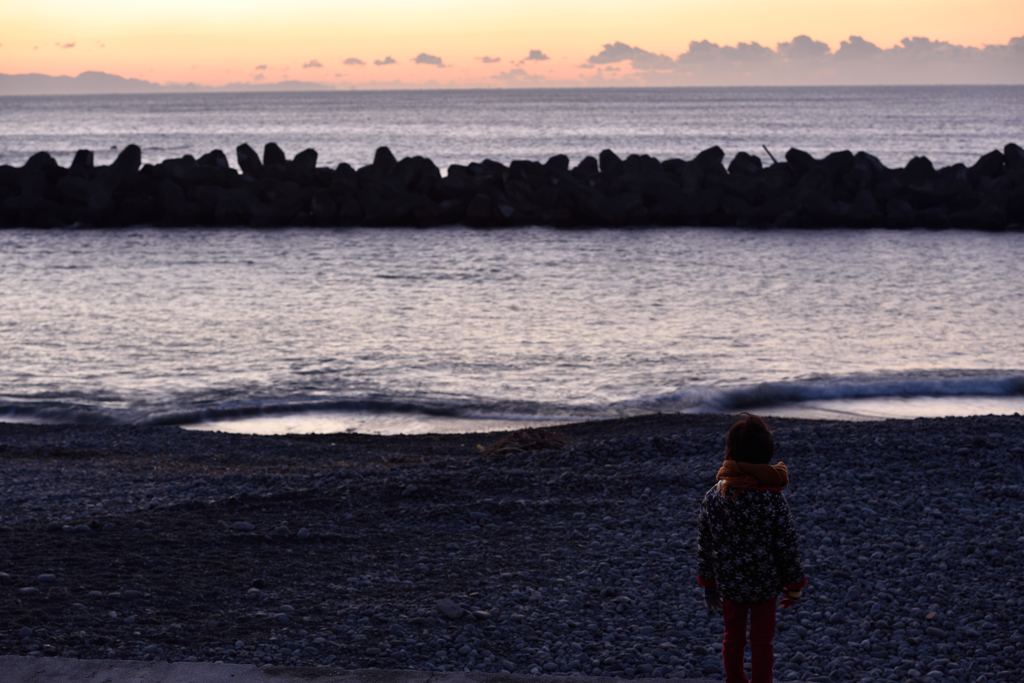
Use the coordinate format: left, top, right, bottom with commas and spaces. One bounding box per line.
6, 393, 1024, 438
1, 413, 1022, 680
182, 395, 1024, 435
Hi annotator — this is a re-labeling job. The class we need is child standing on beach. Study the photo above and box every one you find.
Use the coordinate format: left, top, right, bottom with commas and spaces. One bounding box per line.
697, 413, 806, 683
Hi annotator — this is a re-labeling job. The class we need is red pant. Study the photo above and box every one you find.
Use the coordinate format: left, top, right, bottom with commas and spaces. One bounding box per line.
721, 597, 777, 683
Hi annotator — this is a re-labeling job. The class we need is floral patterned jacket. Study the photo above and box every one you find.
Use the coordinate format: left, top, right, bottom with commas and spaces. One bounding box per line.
697, 481, 805, 604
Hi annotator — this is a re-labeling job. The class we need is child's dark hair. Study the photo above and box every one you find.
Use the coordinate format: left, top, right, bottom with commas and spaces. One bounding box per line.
725, 413, 774, 464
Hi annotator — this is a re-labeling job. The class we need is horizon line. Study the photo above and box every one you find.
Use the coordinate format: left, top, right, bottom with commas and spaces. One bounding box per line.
3, 71, 1024, 98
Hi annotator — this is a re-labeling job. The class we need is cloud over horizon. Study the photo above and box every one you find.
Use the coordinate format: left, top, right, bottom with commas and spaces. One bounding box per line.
414, 53, 445, 67
514, 49, 550, 66
835, 36, 884, 61
583, 34, 1024, 85
3, 33, 1022, 93
777, 35, 831, 60
587, 42, 674, 70
491, 68, 546, 84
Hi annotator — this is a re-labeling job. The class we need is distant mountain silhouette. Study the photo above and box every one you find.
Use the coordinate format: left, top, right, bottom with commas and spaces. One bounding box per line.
0, 71, 163, 95
0, 71, 336, 96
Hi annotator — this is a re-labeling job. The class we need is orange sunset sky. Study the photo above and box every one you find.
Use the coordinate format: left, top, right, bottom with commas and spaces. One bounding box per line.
3, 0, 1022, 87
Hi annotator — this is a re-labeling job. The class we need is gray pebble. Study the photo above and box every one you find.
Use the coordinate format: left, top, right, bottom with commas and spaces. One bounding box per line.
437, 598, 463, 619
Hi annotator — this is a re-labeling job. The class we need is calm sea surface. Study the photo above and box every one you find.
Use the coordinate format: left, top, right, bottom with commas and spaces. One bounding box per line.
1, 87, 1023, 433
1, 227, 1022, 434
1, 86, 1022, 171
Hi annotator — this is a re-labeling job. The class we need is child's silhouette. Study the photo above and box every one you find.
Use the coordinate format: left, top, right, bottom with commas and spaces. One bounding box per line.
698, 413, 807, 683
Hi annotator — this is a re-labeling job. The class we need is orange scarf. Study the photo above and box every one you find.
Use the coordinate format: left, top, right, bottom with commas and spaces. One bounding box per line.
716, 460, 789, 498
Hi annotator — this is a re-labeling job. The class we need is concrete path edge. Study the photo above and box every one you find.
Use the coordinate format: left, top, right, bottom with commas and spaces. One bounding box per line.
0, 656, 717, 683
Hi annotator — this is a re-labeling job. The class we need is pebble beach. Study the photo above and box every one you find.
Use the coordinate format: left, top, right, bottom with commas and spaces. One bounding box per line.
0, 413, 1021, 682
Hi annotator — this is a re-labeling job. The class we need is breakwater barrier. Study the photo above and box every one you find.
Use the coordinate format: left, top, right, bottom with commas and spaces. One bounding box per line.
2, 143, 1022, 229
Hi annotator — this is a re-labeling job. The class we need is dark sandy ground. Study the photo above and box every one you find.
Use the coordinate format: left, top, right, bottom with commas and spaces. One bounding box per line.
0, 413, 1021, 681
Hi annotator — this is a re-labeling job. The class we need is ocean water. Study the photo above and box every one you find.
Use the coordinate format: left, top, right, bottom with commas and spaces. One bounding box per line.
1, 86, 1022, 171
1, 227, 1022, 434
2, 86, 1023, 434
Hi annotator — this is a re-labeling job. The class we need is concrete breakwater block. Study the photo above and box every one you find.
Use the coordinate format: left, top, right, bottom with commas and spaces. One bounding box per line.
0, 656, 717, 683
1, 142, 1022, 230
